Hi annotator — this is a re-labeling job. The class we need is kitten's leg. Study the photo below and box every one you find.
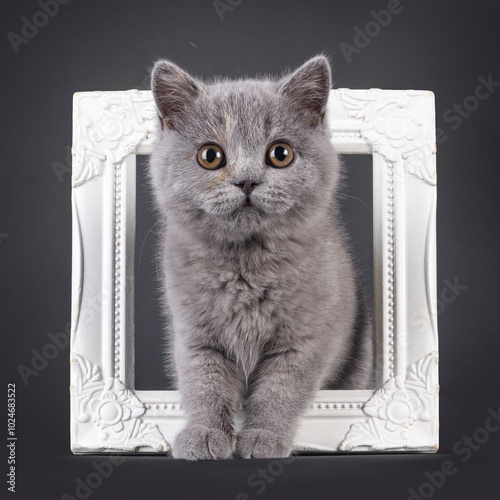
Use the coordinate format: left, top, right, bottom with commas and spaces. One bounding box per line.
173, 344, 244, 460
236, 348, 322, 459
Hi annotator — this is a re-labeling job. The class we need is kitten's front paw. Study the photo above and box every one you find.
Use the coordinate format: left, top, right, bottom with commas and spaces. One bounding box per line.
172, 424, 234, 460
236, 428, 292, 459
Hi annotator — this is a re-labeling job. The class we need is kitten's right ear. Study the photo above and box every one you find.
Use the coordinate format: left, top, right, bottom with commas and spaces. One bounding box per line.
278, 55, 332, 127
151, 60, 203, 130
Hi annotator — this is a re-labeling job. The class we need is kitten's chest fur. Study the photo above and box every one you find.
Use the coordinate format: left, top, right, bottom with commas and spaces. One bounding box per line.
163, 224, 331, 379
213, 258, 279, 376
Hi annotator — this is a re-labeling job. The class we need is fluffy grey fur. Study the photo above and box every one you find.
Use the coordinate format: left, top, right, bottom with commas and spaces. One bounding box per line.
148, 55, 374, 460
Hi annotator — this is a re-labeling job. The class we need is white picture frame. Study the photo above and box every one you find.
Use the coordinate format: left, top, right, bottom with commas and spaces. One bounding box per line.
70, 88, 438, 455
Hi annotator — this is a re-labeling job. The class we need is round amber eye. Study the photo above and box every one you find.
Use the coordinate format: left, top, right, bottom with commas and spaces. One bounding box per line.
197, 144, 225, 170
266, 142, 294, 168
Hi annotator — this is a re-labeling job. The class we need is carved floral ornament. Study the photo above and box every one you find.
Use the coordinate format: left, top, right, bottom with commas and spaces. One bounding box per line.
340, 352, 438, 451
72, 91, 157, 187
70, 351, 437, 453
71, 354, 168, 452
72, 89, 436, 187
338, 89, 437, 184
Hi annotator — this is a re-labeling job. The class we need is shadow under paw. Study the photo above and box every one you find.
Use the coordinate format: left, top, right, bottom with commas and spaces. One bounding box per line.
173, 424, 234, 460
236, 428, 292, 459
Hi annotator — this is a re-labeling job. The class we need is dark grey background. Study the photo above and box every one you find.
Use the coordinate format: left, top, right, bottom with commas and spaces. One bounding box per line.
2, 0, 499, 499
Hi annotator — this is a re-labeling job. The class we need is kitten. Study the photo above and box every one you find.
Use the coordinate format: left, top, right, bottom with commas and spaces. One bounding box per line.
148, 55, 374, 460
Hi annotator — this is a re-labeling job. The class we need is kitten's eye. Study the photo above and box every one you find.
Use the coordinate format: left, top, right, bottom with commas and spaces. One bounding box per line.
197, 144, 226, 170
266, 142, 294, 168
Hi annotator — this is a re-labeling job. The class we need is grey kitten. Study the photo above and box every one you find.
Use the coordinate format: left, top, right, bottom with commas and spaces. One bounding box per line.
148, 55, 374, 460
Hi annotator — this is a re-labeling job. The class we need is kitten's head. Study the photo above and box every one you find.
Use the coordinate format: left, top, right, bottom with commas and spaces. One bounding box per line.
149, 55, 340, 244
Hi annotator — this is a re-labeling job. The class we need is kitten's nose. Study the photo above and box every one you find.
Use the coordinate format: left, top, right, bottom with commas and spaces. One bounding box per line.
234, 180, 260, 197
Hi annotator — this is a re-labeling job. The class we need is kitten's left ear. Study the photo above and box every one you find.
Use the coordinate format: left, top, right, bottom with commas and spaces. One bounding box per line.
278, 55, 332, 126
151, 59, 203, 130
